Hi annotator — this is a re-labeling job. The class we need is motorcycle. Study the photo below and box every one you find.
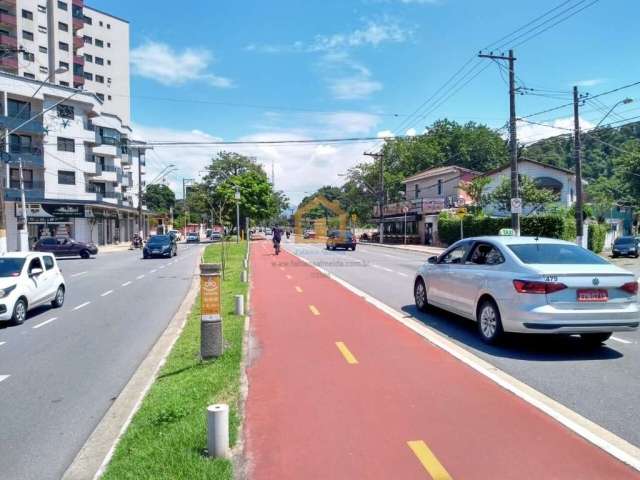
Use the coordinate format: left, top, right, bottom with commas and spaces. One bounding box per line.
131, 235, 143, 249
286, 231, 291, 240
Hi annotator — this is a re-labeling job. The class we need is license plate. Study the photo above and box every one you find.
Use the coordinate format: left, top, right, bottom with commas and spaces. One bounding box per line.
577, 289, 608, 302
152, 250, 160, 253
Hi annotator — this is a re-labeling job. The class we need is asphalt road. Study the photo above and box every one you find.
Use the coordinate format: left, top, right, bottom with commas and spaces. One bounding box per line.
283, 238, 640, 448
0, 242, 204, 480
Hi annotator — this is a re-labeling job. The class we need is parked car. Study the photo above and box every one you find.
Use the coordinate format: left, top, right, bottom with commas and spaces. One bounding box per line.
303, 229, 316, 239
210, 231, 222, 242
34, 237, 98, 259
186, 232, 200, 243
0, 252, 65, 325
143, 235, 177, 258
265, 227, 273, 236
326, 230, 356, 251
250, 230, 266, 240
414, 236, 639, 345
612, 236, 640, 258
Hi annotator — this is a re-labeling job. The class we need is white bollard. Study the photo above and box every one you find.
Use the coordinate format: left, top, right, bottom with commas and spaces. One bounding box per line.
207, 404, 229, 458
243, 258, 248, 269
241, 270, 248, 282
234, 294, 244, 316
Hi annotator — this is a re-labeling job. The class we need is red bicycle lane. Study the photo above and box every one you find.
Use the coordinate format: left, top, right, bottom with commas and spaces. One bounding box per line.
244, 242, 639, 479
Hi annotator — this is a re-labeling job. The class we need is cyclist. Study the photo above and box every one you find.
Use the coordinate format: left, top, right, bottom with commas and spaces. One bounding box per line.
272, 226, 282, 255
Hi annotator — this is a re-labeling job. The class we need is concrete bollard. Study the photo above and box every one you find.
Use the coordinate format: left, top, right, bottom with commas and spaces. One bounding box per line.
243, 258, 248, 269
207, 404, 229, 458
234, 294, 244, 316
200, 263, 223, 359
241, 270, 248, 283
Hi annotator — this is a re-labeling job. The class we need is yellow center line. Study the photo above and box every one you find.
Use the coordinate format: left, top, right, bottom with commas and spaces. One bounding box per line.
407, 441, 452, 480
286, 274, 292, 280
335, 341, 358, 364
309, 305, 320, 316
295, 286, 303, 293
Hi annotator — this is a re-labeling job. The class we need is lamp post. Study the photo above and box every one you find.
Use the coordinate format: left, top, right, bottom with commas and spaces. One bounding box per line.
234, 186, 240, 243
595, 98, 633, 128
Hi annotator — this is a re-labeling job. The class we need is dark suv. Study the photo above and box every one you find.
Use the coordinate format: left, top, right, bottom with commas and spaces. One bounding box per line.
143, 235, 177, 259
34, 237, 99, 259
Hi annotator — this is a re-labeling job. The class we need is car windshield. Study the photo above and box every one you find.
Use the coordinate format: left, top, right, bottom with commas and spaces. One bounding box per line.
615, 237, 635, 245
508, 243, 609, 265
148, 236, 169, 245
0, 258, 26, 277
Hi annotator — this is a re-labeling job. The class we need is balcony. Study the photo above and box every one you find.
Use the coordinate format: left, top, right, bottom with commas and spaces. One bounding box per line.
72, 16, 84, 31
73, 55, 84, 66
6, 181, 45, 201
6, 145, 44, 167
0, 55, 18, 71
73, 74, 84, 88
0, 33, 17, 48
0, 12, 17, 29
73, 36, 84, 49
0, 113, 44, 134
72, 0, 84, 6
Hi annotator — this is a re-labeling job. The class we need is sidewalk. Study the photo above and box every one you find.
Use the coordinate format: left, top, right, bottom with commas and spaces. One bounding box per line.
99, 243, 133, 254
359, 241, 445, 255
244, 242, 638, 479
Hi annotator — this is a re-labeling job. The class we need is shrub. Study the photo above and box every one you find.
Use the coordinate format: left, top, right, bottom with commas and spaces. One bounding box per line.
587, 223, 608, 253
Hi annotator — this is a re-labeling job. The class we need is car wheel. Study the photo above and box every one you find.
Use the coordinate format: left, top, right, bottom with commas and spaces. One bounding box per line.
143, 253, 149, 259
352, 246, 356, 251
414, 278, 429, 312
612, 254, 618, 258
326, 245, 330, 250
477, 299, 503, 344
80, 250, 90, 259
11, 298, 27, 325
580, 332, 612, 346
52, 286, 65, 308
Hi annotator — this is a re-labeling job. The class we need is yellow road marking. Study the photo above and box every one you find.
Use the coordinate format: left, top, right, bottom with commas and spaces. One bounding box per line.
286, 274, 292, 280
309, 305, 320, 316
335, 341, 358, 364
407, 441, 452, 480
295, 286, 303, 293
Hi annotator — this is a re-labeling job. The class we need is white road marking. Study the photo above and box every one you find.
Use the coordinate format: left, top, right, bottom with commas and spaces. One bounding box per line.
122, 281, 132, 286
372, 264, 394, 273
611, 336, 632, 344
73, 302, 91, 311
101, 290, 114, 297
397, 272, 409, 277
0, 375, 9, 384
0, 341, 5, 347
159, 265, 165, 269
150, 269, 157, 273
32, 317, 57, 329
136, 274, 145, 280
71, 271, 87, 278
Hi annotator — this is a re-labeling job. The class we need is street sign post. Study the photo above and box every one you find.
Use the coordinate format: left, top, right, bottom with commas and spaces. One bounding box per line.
456, 207, 466, 239
200, 263, 222, 359
402, 206, 409, 245
510, 198, 523, 215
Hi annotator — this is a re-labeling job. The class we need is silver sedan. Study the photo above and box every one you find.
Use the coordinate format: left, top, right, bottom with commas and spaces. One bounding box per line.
414, 236, 640, 345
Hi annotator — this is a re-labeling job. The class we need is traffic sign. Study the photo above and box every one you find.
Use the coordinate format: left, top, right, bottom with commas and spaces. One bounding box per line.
456, 207, 467, 218
510, 197, 522, 214
402, 206, 409, 214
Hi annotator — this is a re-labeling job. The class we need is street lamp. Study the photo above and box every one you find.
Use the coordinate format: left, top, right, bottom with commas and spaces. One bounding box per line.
234, 186, 241, 243
595, 98, 634, 128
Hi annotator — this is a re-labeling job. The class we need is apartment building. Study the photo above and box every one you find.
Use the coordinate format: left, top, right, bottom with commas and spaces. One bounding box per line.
0, 0, 130, 125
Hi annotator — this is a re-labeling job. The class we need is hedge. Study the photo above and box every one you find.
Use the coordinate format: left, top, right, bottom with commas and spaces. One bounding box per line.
438, 214, 577, 246
587, 223, 608, 253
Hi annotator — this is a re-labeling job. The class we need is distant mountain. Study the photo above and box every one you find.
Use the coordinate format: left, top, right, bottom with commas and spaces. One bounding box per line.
522, 121, 640, 181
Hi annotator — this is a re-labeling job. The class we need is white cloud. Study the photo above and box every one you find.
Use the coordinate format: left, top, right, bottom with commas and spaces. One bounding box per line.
246, 18, 411, 54
377, 130, 394, 138
330, 77, 383, 100
321, 111, 380, 134
319, 51, 383, 100
572, 78, 606, 87
517, 116, 595, 145
131, 41, 232, 88
405, 128, 417, 136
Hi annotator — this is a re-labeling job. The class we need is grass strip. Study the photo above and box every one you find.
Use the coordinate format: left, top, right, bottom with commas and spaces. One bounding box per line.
102, 240, 248, 480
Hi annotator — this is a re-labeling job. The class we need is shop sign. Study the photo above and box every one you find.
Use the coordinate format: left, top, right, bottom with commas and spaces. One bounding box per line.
16, 203, 85, 219
419, 198, 446, 214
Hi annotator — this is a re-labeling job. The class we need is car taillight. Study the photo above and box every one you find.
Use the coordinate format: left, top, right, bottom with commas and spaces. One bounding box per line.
620, 281, 639, 295
513, 279, 567, 294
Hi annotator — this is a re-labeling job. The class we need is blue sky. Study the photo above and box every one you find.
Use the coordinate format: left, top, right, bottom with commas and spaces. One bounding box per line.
89, 0, 640, 202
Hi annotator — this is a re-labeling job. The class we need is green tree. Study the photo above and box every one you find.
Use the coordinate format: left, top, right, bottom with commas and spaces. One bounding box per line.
143, 184, 175, 213
461, 176, 491, 210
488, 175, 560, 213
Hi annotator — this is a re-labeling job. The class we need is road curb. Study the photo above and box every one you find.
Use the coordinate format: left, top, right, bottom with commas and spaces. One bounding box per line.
62, 247, 203, 480
287, 247, 640, 473
358, 241, 444, 256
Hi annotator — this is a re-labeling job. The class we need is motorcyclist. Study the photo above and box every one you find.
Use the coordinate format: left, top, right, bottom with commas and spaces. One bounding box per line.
272, 226, 282, 254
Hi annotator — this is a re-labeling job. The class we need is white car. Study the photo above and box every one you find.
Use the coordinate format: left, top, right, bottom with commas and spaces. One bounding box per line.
0, 252, 66, 325
414, 236, 639, 345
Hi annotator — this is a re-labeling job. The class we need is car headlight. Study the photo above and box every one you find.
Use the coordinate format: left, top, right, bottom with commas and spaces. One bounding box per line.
0, 285, 17, 298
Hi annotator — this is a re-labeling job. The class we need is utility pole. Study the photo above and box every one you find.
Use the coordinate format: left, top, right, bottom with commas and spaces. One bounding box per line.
234, 186, 241, 243
573, 85, 584, 246
364, 152, 384, 243
182, 178, 195, 233
18, 158, 28, 251
479, 49, 520, 235
138, 148, 144, 238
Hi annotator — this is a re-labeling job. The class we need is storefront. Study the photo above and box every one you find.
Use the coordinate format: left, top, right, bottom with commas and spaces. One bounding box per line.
15, 202, 86, 248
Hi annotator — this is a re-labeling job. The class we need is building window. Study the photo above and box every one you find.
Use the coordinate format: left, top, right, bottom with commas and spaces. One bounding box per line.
58, 41, 69, 51
95, 75, 104, 83
59, 80, 69, 86
37, 5, 46, 13
57, 1, 68, 11
107, 59, 111, 65
95, 56, 103, 65
9, 134, 32, 154
96, 93, 104, 101
8, 99, 30, 118
107, 23, 110, 29
22, 9, 33, 20
10, 168, 33, 189
58, 170, 76, 185
23, 73, 35, 79
107, 42, 111, 48
414, 184, 419, 199
84, 53, 92, 62
83, 15, 92, 25
22, 30, 34, 41
38, 25, 47, 33
39, 46, 47, 53
99, 21, 103, 26
59, 61, 69, 70
437, 179, 442, 195
58, 21, 68, 32
83, 35, 92, 44
95, 39, 103, 48
83, 71, 93, 80
23, 51, 34, 62
57, 137, 75, 152
39, 66, 48, 73
57, 104, 74, 119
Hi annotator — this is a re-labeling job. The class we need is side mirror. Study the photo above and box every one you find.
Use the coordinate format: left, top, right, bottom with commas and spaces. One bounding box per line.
427, 256, 438, 264
30, 268, 44, 277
